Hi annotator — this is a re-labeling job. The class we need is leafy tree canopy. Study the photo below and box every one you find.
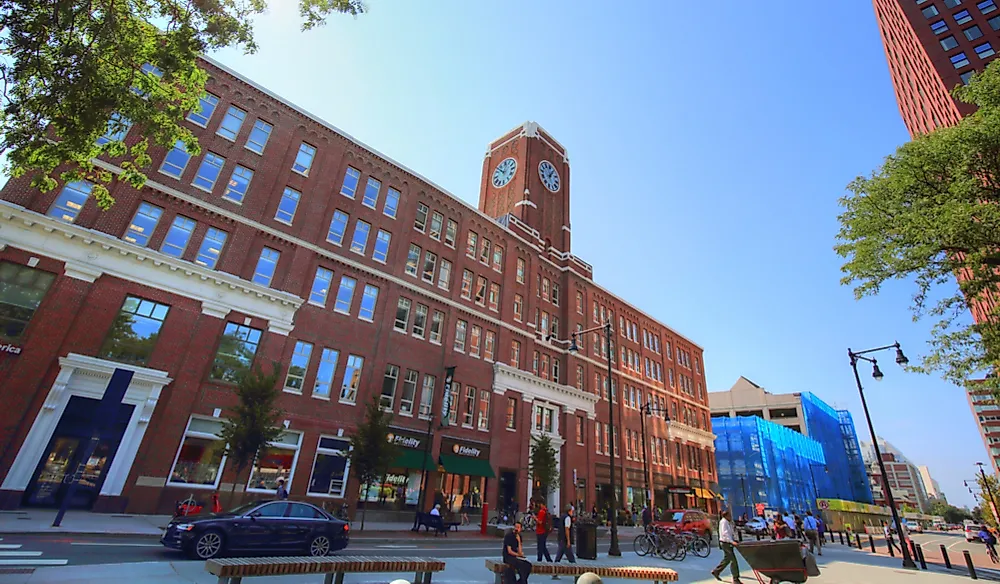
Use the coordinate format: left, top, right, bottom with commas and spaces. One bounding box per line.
837, 59, 1000, 394
929, 499, 972, 525
216, 362, 284, 494
529, 434, 559, 499
0, 0, 365, 209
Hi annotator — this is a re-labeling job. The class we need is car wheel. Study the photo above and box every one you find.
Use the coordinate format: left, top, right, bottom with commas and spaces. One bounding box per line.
309, 534, 332, 557
190, 530, 225, 560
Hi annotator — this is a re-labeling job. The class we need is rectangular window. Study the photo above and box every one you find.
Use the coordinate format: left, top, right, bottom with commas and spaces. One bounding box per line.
576, 365, 585, 390
552, 358, 559, 382
293, 142, 317, 175
412, 303, 428, 338
100, 296, 170, 365
193, 152, 225, 192
211, 322, 261, 381
448, 383, 460, 425
952, 51, 971, 67
511, 340, 521, 367
469, 325, 482, 358
421, 251, 437, 283
274, 187, 301, 225
334, 276, 356, 314
477, 390, 490, 430
506, 397, 518, 429
380, 364, 399, 410
965, 25, 984, 40
284, 341, 313, 393
488, 283, 500, 312
168, 417, 227, 488
384, 188, 400, 218
922, 4, 940, 16
312, 347, 339, 399
990, 14, 1000, 29
216, 106, 246, 141
123, 202, 163, 246
247, 435, 302, 491
362, 177, 381, 209
542, 278, 550, 301
513, 294, 523, 321
479, 238, 491, 264
326, 211, 349, 245
945, 0, 962, 7
534, 352, 540, 375
492, 246, 504, 272
309, 266, 334, 305
962, 69, 977, 84
445, 219, 458, 247
47, 181, 93, 223
463, 386, 475, 427
419, 375, 435, 419
454, 320, 467, 352
253, 247, 280, 286
373, 230, 391, 263
437, 259, 452, 290
359, 284, 378, 321
980, 0, 998, 13
340, 167, 360, 199
551, 283, 559, 306
576, 417, 585, 445
461, 270, 474, 300
245, 119, 272, 154
429, 212, 444, 241
188, 93, 220, 127
223, 165, 253, 203
430, 310, 445, 343
976, 42, 996, 58
475, 276, 488, 305
394, 297, 412, 331
484, 330, 496, 361
941, 34, 960, 49
195, 227, 227, 269
350, 220, 371, 255
307, 435, 352, 497
516, 258, 525, 283
160, 215, 197, 257
466, 231, 478, 258
405, 244, 421, 277
956, 9, 973, 23
96, 113, 133, 145
339, 354, 363, 403
160, 140, 192, 179
414, 203, 429, 233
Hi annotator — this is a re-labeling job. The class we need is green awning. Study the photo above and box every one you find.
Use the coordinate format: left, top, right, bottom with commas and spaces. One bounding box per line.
393, 448, 436, 471
439, 454, 496, 478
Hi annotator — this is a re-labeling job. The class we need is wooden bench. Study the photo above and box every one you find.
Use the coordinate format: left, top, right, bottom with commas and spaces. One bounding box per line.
415, 512, 455, 535
205, 555, 446, 584
485, 559, 678, 584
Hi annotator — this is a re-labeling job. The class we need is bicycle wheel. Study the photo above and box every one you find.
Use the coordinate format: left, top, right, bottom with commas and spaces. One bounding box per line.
488, 513, 498, 525
692, 537, 711, 558
634, 534, 651, 556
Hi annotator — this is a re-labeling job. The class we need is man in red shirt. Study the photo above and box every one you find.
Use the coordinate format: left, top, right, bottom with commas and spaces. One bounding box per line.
535, 501, 552, 561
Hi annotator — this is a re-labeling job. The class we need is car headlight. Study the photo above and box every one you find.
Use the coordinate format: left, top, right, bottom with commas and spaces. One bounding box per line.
175, 524, 195, 532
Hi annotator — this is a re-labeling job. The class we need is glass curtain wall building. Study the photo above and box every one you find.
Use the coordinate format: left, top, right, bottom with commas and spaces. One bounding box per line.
798, 392, 873, 504
714, 416, 827, 519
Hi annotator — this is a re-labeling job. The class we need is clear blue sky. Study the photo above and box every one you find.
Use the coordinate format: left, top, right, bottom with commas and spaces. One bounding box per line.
209, 0, 982, 508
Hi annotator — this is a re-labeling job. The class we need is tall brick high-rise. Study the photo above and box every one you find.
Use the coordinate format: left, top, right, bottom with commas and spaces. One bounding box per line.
0, 57, 717, 517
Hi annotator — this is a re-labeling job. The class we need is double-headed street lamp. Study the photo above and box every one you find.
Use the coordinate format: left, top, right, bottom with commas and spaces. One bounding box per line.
848, 341, 916, 570
548, 321, 622, 556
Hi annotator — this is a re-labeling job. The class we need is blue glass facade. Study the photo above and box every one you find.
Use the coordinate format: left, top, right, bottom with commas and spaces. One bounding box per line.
799, 392, 873, 504
714, 416, 827, 519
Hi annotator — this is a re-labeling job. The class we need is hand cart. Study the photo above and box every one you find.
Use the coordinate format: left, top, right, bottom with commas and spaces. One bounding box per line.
736, 539, 816, 584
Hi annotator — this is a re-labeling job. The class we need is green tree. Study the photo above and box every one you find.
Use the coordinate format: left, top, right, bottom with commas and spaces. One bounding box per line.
529, 434, 560, 502
836, 59, 1000, 394
930, 499, 972, 524
1, 0, 366, 210
215, 362, 284, 506
346, 395, 398, 530
976, 474, 1000, 529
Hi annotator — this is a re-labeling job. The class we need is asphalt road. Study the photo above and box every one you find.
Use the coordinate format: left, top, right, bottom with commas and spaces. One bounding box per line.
0, 533, 619, 567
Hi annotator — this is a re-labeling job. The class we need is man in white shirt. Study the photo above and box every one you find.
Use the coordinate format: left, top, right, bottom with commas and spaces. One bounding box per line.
430, 504, 442, 516
802, 511, 820, 555
711, 509, 743, 584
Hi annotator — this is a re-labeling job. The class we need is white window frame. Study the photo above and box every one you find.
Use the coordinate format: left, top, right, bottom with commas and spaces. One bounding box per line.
166, 416, 229, 490
305, 435, 353, 499
245, 430, 302, 494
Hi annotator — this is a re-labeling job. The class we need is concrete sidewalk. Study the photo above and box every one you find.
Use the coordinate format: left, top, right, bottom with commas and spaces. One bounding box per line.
0, 544, 994, 584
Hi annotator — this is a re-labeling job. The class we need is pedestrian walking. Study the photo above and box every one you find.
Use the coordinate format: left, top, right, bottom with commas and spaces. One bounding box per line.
711, 509, 743, 584
535, 501, 552, 562
502, 522, 532, 584
803, 511, 819, 555
275, 477, 288, 500
642, 504, 653, 531
816, 516, 826, 555
554, 504, 577, 563
883, 522, 900, 555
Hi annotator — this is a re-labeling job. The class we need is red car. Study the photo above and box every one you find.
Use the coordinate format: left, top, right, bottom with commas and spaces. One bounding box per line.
653, 509, 713, 539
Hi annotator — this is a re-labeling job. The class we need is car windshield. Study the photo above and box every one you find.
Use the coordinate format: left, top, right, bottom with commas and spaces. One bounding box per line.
671, 512, 685, 522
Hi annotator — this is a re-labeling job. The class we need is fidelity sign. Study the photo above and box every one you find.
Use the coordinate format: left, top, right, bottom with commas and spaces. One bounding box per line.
386, 433, 421, 449
452, 443, 481, 457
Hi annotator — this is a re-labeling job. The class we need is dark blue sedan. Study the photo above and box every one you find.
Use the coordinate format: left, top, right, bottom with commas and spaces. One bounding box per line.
161, 500, 349, 559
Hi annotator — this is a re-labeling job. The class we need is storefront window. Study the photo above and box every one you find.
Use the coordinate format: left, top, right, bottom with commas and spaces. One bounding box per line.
307, 435, 352, 498
477, 389, 490, 430
168, 417, 227, 488
361, 472, 421, 506
99, 296, 170, 365
247, 431, 301, 492
0, 262, 55, 342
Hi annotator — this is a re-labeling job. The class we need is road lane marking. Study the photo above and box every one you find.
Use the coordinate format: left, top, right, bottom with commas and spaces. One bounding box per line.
0, 552, 42, 557
347, 546, 503, 552
69, 542, 162, 547
0, 559, 68, 566
376, 545, 419, 549
0, 545, 21, 549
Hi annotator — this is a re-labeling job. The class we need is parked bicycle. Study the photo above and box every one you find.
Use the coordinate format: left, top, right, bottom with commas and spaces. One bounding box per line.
633, 525, 684, 561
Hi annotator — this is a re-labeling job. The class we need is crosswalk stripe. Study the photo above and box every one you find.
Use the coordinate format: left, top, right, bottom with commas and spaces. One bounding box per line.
0, 545, 21, 550
0, 552, 42, 557
0, 559, 68, 566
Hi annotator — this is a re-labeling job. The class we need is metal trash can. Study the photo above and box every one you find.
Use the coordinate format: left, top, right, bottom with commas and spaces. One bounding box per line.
576, 523, 598, 560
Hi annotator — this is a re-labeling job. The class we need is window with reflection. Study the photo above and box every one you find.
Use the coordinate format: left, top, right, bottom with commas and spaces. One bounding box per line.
210, 322, 262, 382
0, 262, 55, 342
100, 296, 170, 365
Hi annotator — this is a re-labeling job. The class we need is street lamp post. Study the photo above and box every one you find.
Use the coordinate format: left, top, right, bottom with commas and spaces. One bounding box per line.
638, 401, 671, 511
848, 341, 916, 569
976, 462, 1000, 525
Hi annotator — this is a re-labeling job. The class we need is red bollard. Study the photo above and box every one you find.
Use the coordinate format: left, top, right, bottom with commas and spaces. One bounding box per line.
481, 502, 489, 535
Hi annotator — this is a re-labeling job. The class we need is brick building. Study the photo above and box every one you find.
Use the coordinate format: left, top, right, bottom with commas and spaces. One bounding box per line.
967, 386, 1000, 474
0, 57, 716, 516
862, 438, 930, 513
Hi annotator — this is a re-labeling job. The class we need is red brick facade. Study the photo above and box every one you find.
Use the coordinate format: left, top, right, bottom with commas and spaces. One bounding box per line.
0, 57, 715, 517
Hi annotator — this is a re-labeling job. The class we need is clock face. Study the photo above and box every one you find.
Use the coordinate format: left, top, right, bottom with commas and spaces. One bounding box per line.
492, 158, 517, 188
538, 160, 560, 192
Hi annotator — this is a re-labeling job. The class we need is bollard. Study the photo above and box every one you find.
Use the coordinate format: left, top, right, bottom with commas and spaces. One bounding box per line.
964, 550, 978, 579
940, 544, 951, 569
915, 543, 927, 570
869, 534, 876, 553
856, 533, 862, 549
909, 539, 917, 561
839, 531, 845, 545
737, 529, 743, 542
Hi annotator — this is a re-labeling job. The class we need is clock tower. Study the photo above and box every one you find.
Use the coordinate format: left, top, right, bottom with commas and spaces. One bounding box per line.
479, 121, 571, 253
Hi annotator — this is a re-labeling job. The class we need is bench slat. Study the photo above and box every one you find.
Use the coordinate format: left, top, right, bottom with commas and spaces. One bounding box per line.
206, 556, 446, 577
484, 559, 677, 582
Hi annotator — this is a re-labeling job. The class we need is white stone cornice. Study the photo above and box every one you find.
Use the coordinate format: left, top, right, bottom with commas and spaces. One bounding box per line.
668, 422, 716, 448
0, 201, 303, 335
493, 362, 598, 417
